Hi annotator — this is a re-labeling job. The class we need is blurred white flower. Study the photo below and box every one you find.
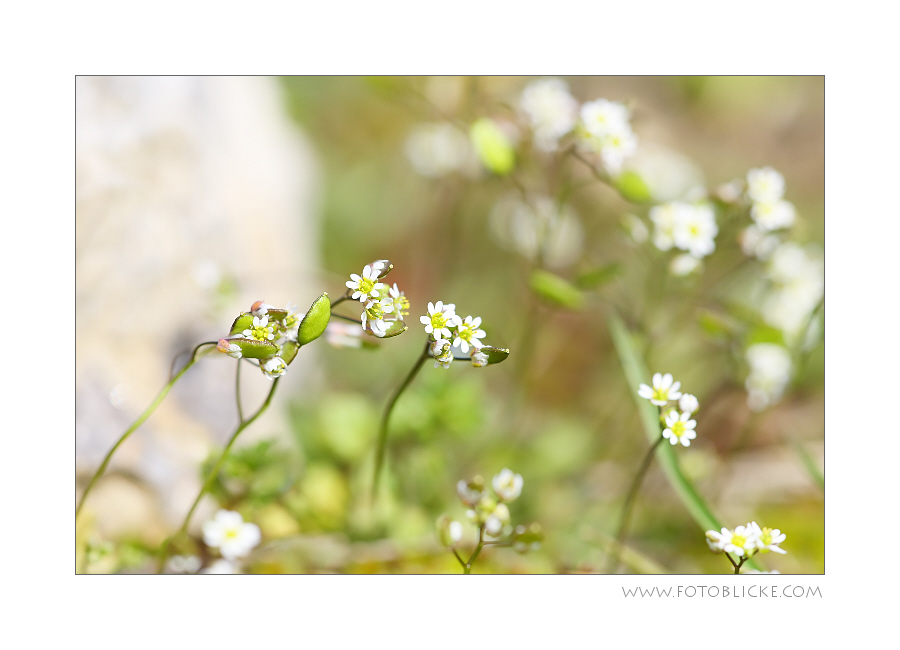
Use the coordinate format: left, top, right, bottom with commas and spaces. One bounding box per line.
662, 409, 697, 447
672, 203, 718, 259
578, 99, 637, 174
453, 315, 486, 353
746, 167, 785, 204
457, 478, 484, 507
492, 468, 523, 502
745, 343, 792, 411
622, 213, 649, 244
649, 202, 685, 251
751, 199, 796, 232
484, 503, 510, 539
637, 372, 682, 406
346, 265, 385, 303
669, 253, 702, 276
678, 394, 699, 415
202, 510, 261, 561
705, 529, 725, 553
739, 225, 781, 260
436, 515, 464, 547
404, 123, 473, 178
489, 194, 583, 269
762, 243, 824, 337
749, 522, 787, 554
200, 559, 238, 574
166, 555, 201, 574
519, 78, 578, 152
324, 321, 363, 349
621, 144, 705, 203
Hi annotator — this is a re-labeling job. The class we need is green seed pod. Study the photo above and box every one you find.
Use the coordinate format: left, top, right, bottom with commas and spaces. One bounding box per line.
229, 313, 254, 336
478, 346, 510, 365
228, 337, 279, 360
297, 292, 331, 345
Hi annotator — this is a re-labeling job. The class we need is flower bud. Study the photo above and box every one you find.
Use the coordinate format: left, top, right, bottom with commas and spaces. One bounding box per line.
217, 339, 243, 359
471, 350, 489, 367
436, 515, 463, 547
457, 476, 484, 507
260, 356, 288, 380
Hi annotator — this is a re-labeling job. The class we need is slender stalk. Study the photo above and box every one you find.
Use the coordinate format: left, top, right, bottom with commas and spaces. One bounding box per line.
371, 340, 430, 500
331, 294, 350, 309
464, 525, 486, 574
76, 341, 216, 520
155, 377, 281, 573
235, 358, 244, 423
606, 433, 666, 574
724, 552, 739, 571
452, 548, 466, 571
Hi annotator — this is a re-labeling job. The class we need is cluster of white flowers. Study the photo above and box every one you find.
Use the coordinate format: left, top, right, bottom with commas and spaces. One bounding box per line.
744, 343, 793, 412
346, 260, 411, 338
404, 122, 476, 178
761, 242, 824, 339
519, 78, 579, 152
638, 373, 700, 447
420, 301, 488, 368
199, 509, 262, 574
706, 521, 787, 558
455, 469, 525, 540
577, 98, 638, 174
746, 167, 795, 233
649, 201, 719, 272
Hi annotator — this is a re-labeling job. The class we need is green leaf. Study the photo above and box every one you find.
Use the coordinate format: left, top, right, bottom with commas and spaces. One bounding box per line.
229, 313, 254, 336
470, 118, 515, 176
229, 338, 279, 360
607, 312, 764, 569
613, 170, 652, 204
298, 293, 331, 346
576, 263, 622, 290
530, 269, 584, 310
479, 346, 510, 365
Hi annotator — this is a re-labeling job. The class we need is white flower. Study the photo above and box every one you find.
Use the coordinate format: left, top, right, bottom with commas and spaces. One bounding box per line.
715, 524, 760, 558
751, 199, 796, 232
746, 167, 785, 204
420, 301, 461, 340
434, 354, 454, 370
243, 315, 275, 342
368, 259, 391, 276
492, 468, 523, 502
249, 300, 274, 317
457, 479, 483, 507
739, 225, 781, 260
362, 297, 395, 337
672, 203, 718, 259
705, 529, 725, 553
431, 338, 454, 369
404, 123, 473, 178
471, 350, 489, 367
388, 283, 410, 320
202, 510, 261, 561
200, 559, 238, 574
669, 253, 702, 276
749, 521, 787, 555
261, 356, 288, 380
578, 99, 637, 174
346, 265, 385, 303
324, 321, 363, 349
745, 343, 792, 411
484, 503, 510, 539
217, 339, 243, 359
453, 315, 486, 353
762, 243, 824, 337
598, 128, 638, 174
662, 410, 697, 447
678, 394, 699, 415
637, 372, 682, 406
519, 78, 578, 152
166, 555, 201, 574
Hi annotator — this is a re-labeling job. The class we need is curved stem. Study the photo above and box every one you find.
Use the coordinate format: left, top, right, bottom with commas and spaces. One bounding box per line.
235, 359, 244, 423
155, 377, 281, 573
606, 432, 666, 574
371, 340, 430, 500
452, 548, 466, 571
464, 525, 486, 574
76, 341, 216, 520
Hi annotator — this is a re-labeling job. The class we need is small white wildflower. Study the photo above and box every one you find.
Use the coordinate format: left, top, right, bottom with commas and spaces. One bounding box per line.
453, 315, 486, 353
202, 510, 261, 561
739, 225, 781, 260
678, 394, 699, 415
471, 350, 489, 367
649, 202, 689, 251
519, 78, 578, 152
745, 343, 792, 411
261, 356, 288, 380
362, 297, 395, 337
457, 479, 483, 507
749, 521, 787, 555
751, 199, 796, 232
243, 315, 275, 342
200, 558, 238, 574
388, 283, 410, 320
436, 515, 464, 547
484, 503, 511, 539
420, 301, 461, 340
637, 373, 682, 406
669, 253, 702, 276
672, 203, 718, 259
217, 339, 243, 359
346, 265, 385, 303
578, 99, 637, 174
746, 167, 785, 204
492, 468, 523, 502
662, 410, 697, 447
716, 524, 760, 558
705, 529, 725, 553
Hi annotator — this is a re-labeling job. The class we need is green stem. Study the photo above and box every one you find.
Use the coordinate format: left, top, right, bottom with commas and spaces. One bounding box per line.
155, 377, 281, 573
606, 430, 666, 574
235, 359, 244, 423
452, 548, 466, 571
371, 340, 430, 500
464, 526, 486, 574
76, 341, 216, 520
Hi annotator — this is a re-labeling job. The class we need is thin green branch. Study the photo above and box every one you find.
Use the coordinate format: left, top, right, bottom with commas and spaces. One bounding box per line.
76, 341, 216, 520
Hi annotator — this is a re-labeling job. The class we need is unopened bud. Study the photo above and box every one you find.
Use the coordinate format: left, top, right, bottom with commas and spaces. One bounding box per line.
217, 339, 242, 359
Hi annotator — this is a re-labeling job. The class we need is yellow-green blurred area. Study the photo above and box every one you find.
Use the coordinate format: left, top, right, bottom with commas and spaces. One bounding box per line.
77, 76, 823, 574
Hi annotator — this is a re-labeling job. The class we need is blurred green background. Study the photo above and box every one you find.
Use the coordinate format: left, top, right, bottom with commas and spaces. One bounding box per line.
79, 76, 823, 574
